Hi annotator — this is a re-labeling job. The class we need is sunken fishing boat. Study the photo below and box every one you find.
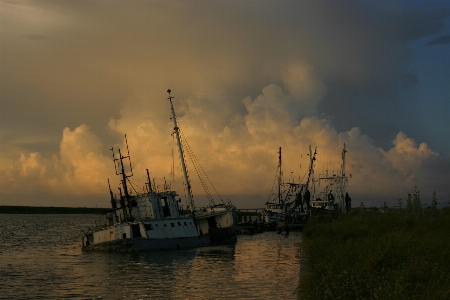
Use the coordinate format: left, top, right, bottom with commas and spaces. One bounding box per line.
82, 90, 237, 251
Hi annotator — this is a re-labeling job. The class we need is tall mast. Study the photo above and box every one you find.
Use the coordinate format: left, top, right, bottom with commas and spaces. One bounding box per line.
167, 89, 195, 213
341, 143, 347, 178
278, 147, 282, 204
307, 145, 317, 197
340, 143, 347, 198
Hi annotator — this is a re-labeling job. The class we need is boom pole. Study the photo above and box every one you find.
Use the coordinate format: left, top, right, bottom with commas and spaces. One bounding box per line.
167, 89, 195, 214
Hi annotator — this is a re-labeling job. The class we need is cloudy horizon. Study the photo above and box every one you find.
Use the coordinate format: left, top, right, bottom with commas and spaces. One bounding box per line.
1, 1, 449, 209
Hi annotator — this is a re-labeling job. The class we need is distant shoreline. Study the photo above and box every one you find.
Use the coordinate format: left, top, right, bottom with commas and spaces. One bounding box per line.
0, 205, 109, 214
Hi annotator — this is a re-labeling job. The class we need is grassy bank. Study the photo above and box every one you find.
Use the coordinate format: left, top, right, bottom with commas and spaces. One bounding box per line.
299, 208, 450, 299
0, 205, 109, 214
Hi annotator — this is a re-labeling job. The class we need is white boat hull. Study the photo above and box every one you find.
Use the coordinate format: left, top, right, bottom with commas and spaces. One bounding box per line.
83, 235, 211, 252
82, 206, 237, 252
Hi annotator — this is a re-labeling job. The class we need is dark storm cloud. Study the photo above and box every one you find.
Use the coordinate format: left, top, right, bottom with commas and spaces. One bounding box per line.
311, 1, 450, 151
426, 34, 450, 46
1, 1, 449, 207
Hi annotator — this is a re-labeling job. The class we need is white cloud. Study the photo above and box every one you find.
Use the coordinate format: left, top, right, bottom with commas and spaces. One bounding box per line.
383, 132, 438, 176
2, 78, 449, 208
0, 125, 112, 206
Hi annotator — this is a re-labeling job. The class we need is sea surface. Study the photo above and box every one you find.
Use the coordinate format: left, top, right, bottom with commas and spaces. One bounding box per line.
0, 214, 301, 299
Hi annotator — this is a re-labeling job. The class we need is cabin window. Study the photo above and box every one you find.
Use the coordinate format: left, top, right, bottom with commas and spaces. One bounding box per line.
160, 196, 171, 217
184, 222, 187, 226
177, 222, 181, 226
207, 216, 217, 229
122, 233, 126, 239
171, 223, 175, 227
131, 224, 142, 238
87, 234, 94, 244
144, 224, 153, 230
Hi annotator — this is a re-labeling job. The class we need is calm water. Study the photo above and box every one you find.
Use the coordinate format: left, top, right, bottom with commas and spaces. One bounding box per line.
0, 214, 301, 299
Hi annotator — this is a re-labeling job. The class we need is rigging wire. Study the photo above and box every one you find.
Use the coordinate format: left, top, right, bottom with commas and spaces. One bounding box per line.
178, 127, 225, 206
267, 164, 280, 203
171, 134, 175, 188
179, 128, 215, 206
125, 178, 142, 195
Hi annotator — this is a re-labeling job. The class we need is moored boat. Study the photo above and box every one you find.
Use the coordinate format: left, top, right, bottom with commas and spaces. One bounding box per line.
263, 147, 312, 227
310, 144, 351, 213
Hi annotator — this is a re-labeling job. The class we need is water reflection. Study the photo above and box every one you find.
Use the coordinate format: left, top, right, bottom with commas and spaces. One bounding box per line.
0, 215, 301, 299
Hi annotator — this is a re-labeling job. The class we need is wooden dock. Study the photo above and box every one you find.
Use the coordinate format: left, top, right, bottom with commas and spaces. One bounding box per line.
236, 208, 307, 234
236, 208, 277, 234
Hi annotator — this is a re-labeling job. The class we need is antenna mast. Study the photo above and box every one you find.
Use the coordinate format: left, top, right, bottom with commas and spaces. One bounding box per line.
146, 169, 153, 193
111, 134, 134, 220
108, 178, 116, 210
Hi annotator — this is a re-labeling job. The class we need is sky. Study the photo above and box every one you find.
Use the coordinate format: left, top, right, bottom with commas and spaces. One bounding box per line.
1, 0, 449, 209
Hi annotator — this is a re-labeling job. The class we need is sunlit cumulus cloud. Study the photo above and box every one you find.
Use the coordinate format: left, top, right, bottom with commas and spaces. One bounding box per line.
0, 125, 112, 206
1, 80, 449, 207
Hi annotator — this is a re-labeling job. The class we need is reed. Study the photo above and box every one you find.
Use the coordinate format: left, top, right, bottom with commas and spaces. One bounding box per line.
299, 200, 450, 299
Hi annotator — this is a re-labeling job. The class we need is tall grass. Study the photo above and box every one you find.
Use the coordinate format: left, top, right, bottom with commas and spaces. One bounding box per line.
299, 207, 450, 299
